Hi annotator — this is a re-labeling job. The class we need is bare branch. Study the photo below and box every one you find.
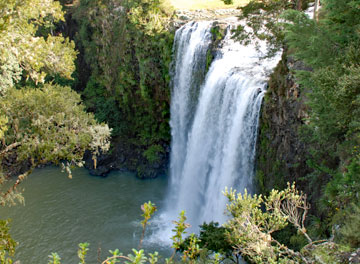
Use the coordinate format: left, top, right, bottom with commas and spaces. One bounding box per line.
0, 142, 21, 157
2, 169, 33, 201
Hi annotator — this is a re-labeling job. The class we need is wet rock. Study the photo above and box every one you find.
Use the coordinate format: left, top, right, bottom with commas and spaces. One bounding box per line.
171, 8, 242, 29
256, 51, 312, 197
83, 140, 169, 179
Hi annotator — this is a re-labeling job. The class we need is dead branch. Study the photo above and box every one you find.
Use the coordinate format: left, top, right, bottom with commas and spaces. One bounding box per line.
0, 142, 21, 157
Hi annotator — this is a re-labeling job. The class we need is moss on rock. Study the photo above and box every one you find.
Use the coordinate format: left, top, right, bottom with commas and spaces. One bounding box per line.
255, 51, 311, 195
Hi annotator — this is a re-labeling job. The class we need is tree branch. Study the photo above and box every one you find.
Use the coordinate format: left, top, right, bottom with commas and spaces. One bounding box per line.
2, 169, 33, 200
0, 142, 21, 157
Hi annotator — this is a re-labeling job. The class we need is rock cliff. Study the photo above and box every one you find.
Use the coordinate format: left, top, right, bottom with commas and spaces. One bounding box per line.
256, 51, 312, 193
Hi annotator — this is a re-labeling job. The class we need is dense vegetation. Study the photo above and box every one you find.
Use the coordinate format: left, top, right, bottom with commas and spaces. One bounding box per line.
0, 0, 111, 204
224, 0, 360, 261
0, 0, 111, 262
66, 0, 175, 177
281, 0, 360, 245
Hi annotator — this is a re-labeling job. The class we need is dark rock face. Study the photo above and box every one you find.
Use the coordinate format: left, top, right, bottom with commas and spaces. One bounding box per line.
255, 51, 312, 194
171, 9, 241, 29
2, 152, 32, 178
82, 20, 227, 180
83, 139, 169, 178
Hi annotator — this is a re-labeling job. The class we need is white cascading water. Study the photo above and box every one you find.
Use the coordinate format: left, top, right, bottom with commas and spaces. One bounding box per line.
152, 20, 280, 241
169, 21, 214, 183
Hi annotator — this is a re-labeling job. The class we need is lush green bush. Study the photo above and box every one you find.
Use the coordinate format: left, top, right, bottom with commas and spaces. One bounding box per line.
0, 219, 16, 264
72, 0, 174, 163
237, 0, 360, 246
280, 1, 360, 239
0, 0, 111, 206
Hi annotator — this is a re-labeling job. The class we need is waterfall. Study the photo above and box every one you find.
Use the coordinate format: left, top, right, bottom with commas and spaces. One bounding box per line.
161, 21, 280, 235
169, 21, 214, 184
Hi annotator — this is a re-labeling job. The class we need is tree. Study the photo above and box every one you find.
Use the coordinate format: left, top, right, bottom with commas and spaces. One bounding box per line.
281, 0, 360, 222
180, 222, 238, 263
222, 183, 352, 264
0, 0, 112, 205
229, 0, 360, 245
73, 0, 174, 177
0, 84, 111, 206
221, 0, 308, 56
313, 0, 320, 21
0, 219, 17, 264
223, 184, 308, 263
0, 0, 77, 93
0, 1, 112, 261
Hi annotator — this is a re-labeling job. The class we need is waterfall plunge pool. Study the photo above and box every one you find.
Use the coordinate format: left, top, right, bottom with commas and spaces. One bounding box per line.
0, 167, 171, 263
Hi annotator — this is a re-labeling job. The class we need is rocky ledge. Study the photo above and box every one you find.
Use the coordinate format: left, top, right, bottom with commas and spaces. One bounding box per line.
171, 8, 241, 27
175, 8, 241, 20
83, 138, 169, 179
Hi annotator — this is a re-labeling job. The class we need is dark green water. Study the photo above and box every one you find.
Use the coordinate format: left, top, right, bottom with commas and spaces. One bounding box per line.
0, 167, 169, 263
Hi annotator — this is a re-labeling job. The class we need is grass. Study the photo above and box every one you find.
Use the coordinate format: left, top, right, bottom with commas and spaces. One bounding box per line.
169, 0, 249, 10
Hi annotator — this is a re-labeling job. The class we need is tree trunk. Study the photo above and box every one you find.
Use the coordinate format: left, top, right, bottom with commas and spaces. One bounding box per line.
296, 0, 303, 11
314, 0, 320, 21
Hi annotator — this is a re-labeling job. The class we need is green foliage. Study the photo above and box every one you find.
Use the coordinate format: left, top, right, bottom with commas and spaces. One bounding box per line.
0, 84, 111, 205
205, 26, 225, 73
48, 253, 61, 264
181, 222, 235, 262
82, 77, 123, 136
0, 0, 112, 205
78, 242, 90, 264
272, 225, 308, 252
171, 211, 190, 254
148, 251, 159, 264
232, 0, 301, 57
104, 249, 123, 264
0, 84, 111, 171
0, 219, 16, 264
139, 201, 157, 248
243, 0, 360, 247
307, 242, 352, 264
182, 234, 201, 263
198, 222, 232, 256
280, 1, 360, 242
0, 115, 7, 139
282, 0, 360, 150
338, 204, 360, 248
141, 201, 157, 230
210, 26, 224, 42
224, 183, 312, 263
127, 249, 148, 264
325, 158, 360, 212
221, 0, 234, 4
143, 145, 164, 163
0, 0, 77, 93
72, 0, 174, 173
128, 0, 174, 36
171, 216, 228, 264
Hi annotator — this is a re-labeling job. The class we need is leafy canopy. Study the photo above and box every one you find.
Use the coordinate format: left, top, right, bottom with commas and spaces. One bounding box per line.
0, 0, 111, 206
0, 84, 111, 206
236, 0, 360, 246
221, 0, 306, 56
0, 0, 77, 93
